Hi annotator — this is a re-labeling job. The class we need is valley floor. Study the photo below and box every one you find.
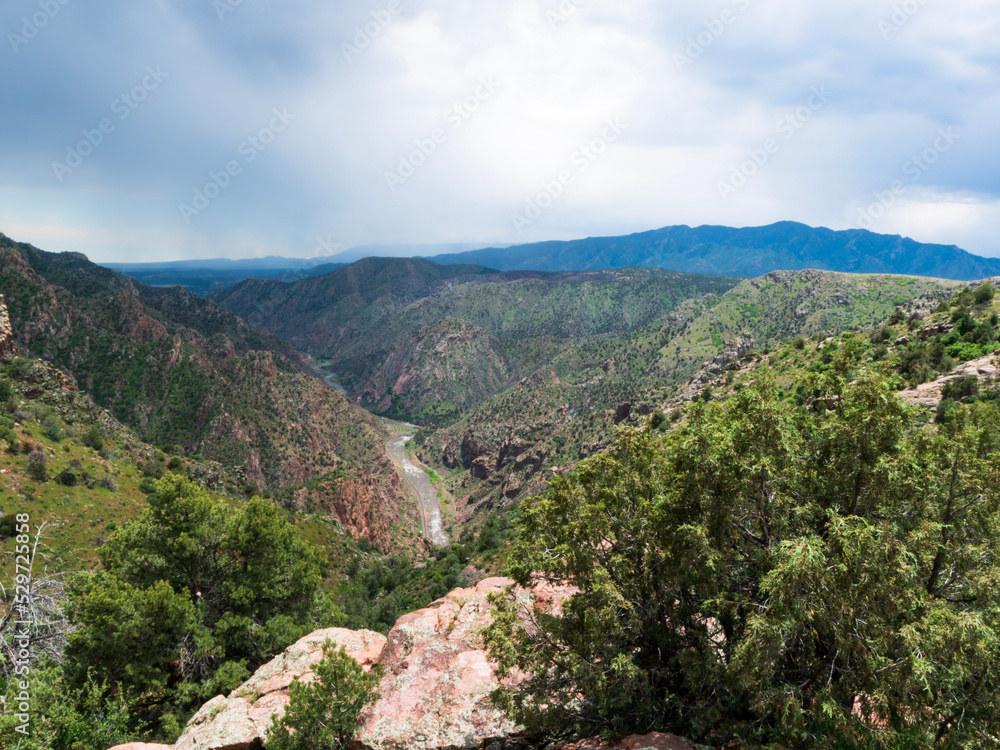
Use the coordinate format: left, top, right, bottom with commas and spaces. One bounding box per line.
382, 418, 449, 547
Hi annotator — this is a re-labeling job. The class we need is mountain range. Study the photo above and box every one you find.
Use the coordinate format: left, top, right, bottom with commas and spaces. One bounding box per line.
212, 260, 741, 425
104, 223, 1000, 295
428, 221, 1000, 280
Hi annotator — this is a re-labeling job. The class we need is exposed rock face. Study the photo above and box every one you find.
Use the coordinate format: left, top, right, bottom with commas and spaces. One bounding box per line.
0, 295, 17, 363
161, 579, 576, 750
898, 353, 999, 407
461, 433, 489, 468
684, 334, 755, 400
173, 628, 386, 750
357, 577, 527, 750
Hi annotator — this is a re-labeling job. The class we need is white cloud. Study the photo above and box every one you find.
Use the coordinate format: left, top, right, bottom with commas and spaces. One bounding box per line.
0, 0, 998, 261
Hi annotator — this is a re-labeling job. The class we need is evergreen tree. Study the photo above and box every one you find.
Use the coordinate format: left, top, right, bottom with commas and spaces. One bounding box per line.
486, 370, 1000, 749
265, 642, 381, 750
64, 476, 332, 739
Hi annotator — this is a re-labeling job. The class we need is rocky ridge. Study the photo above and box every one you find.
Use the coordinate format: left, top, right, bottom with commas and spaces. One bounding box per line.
0, 295, 16, 363
130, 578, 577, 750
898, 353, 1000, 407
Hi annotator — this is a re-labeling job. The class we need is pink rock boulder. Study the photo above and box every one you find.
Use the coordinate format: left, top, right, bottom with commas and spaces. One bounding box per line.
355, 577, 574, 750
172, 628, 387, 750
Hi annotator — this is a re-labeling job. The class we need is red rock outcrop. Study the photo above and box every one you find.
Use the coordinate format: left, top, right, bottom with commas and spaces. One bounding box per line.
356, 577, 529, 750
172, 628, 386, 750
156, 578, 576, 750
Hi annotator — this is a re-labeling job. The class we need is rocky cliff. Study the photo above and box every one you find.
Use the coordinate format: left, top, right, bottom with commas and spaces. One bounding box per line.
0, 294, 16, 363
120, 578, 577, 750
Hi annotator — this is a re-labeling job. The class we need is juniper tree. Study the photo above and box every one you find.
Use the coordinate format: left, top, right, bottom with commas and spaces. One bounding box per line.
485, 371, 1000, 749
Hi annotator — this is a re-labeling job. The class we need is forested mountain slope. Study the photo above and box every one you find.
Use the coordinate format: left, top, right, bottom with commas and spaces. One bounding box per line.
214, 260, 742, 424
0, 233, 412, 551
417, 270, 960, 519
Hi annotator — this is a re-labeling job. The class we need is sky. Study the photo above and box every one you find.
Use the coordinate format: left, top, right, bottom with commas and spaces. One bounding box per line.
1, 0, 999, 263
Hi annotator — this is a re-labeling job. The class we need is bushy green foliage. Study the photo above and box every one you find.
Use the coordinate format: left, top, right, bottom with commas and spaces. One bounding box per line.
26, 449, 48, 481
892, 290, 1000, 386
942, 376, 980, 402
82, 424, 105, 452
41, 413, 62, 442
486, 371, 1000, 749
64, 475, 333, 738
0, 664, 142, 750
264, 642, 381, 750
975, 282, 995, 304
0, 377, 13, 404
339, 544, 471, 633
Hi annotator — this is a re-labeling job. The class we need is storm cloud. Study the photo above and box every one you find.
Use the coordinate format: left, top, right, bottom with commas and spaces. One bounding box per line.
1, 0, 999, 262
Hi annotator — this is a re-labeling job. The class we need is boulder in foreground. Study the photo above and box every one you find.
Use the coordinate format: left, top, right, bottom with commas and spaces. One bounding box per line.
172, 628, 386, 750
162, 578, 574, 750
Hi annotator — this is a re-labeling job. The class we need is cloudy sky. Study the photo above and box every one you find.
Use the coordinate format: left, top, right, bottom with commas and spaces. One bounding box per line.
1, 0, 999, 262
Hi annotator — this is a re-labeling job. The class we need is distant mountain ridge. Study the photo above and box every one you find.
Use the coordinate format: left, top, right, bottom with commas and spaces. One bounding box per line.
103, 257, 346, 296
428, 222, 1000, 281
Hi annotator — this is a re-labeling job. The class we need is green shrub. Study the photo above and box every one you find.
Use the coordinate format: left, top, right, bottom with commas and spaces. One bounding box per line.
942, 376, 980, 402
27, 449, 48, 481
64, 476, 329, 737
486, 372, 1000, 747
83, 424, 105, 452
57, 468, 79, 487
649, 410, 668, 430
0, 664, 142, 750
265, 642, 381, 750
975, 282, 995, 304
0, 513, 16, 539
41, 413, 62, 442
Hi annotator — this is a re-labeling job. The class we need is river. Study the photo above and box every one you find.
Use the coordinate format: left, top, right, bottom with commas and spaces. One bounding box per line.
311, 362, 449, 547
